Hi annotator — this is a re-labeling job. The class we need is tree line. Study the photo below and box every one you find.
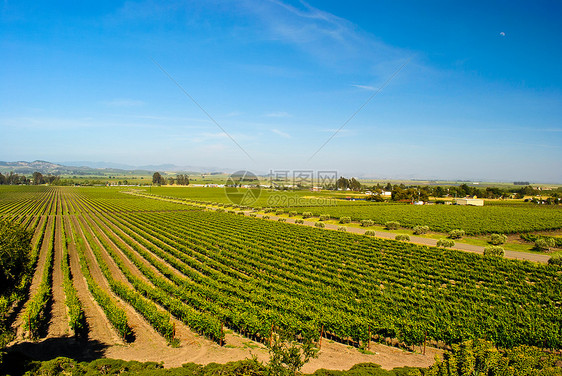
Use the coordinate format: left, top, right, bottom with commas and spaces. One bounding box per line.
152, 172, 190, 186
0, 172, 60, 185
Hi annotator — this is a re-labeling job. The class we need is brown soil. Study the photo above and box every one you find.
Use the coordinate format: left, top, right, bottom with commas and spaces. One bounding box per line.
46, 215, 70, 338
12, 216, 54, 339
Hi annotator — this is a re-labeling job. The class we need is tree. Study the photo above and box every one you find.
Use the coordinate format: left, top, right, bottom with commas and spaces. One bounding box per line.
0, 220, 32, 296
266, 329, 318, 376
32, 171, 44, 185
152, 172, 163, 185
349, 177, 361, 191
336, 177, 349, 190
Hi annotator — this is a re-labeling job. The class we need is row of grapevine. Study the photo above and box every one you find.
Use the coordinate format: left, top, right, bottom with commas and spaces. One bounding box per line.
68, 188, 561, 349
22, 217, 55, 338
65, 216, 132, 339
59, 216, 86, 335
75, 215, 176, 344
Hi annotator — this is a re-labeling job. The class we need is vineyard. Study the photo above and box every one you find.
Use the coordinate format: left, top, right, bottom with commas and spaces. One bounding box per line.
144, 187, 562, 235
1, 186, 561, 367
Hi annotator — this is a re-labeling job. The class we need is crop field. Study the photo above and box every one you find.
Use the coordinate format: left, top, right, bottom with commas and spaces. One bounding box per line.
1, 185, 561, 365
143, 186, 562, 235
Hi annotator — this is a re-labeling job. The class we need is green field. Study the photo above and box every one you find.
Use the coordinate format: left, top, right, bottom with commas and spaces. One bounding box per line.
1, 186, 561, 352
140, 186, 562, 235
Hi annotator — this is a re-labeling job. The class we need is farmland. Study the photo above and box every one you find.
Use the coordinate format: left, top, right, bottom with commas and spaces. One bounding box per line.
1, 185, 561, 373
144, 186, 562, 235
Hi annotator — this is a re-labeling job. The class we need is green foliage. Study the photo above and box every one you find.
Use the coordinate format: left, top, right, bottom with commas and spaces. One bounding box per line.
302, 212, 313, 219
412, 225, 429, 235
266, 329, 318, 376
548, 254, 562, 266
278, 218, 287, 222
385, 221, 400, 230
289, 211, 298, 217
23, 220, 55, 339
483, 246, 504, 258
395, 234, 410, 241
276, 209, 285, 216
60, 219, 86, 335
420, 339, 562, 376
0, 220, 32, 296
489, 233, 507, 245
364, 230, 376, 236
521, 233, 562, 247
337, 226, 347, 232
436, 239, 455, 248
293, 204, 562, 235
448, 229, 465, 239
339, 216, 351, 224
319, 214, 330, 221
535, 237, 555, 251
314, 222, 325, 228
360, 219, 374, 227
294, 219, 304, 224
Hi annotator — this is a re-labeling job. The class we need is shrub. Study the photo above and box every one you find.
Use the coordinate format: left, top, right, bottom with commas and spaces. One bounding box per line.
275, 209, 285, 216
262, 215, 270, 220
294, 219, 304, 224
395, 234, 410, 241
228, 210, 236, 214
249, 213, 257, 218
448, 229, 465, 239
361, 219, 374, 227
413, 225, 429, 235
385, 221, 400, 230
237, 211, 245, 216
289, 211, 297, 217
315, 222, 325, 228
302, 212, 313, 219
364, 230, 376, 236
339, 216, 351, 224
484, 246, 505, 257
535, 238, 555, 251
437, 239, 455, 248
278, 218, 286, 222
319, 214, 330, 221
264, 208, 274, 213
216, 208, 225, 213
489, 233, 508, 245
337, 226, 347, 232
548, 254, 562, 266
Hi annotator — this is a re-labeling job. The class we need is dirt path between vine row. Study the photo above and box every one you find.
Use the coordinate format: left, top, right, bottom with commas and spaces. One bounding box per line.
12, 216, 54, 339
64, 216, 124, 346
46, 215, 70, 338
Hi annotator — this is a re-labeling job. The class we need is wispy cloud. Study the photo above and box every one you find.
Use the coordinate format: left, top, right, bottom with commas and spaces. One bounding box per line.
351, 84, 377, 91
271, 128, 291, 138
240, 0, 408, 73
265, 111, 291, 118
103, 98, 145, 107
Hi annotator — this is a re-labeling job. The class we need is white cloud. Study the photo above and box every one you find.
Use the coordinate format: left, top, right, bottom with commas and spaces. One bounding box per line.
271, 128, 291, 138
240, 0, 408, 74
499, 32, 506, 37
351, 84, 377, 91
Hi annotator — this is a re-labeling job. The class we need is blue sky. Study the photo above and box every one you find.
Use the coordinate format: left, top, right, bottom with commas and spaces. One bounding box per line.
1, 0, 561, 182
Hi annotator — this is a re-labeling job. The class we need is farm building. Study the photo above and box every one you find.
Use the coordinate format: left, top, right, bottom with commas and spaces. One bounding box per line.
455, 198, 484, 206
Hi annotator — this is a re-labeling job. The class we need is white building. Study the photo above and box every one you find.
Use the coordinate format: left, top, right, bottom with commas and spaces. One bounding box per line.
455, 198, 484, 206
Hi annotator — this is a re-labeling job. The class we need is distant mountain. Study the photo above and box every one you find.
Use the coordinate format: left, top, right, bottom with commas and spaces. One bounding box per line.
0, 160, 225, 176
